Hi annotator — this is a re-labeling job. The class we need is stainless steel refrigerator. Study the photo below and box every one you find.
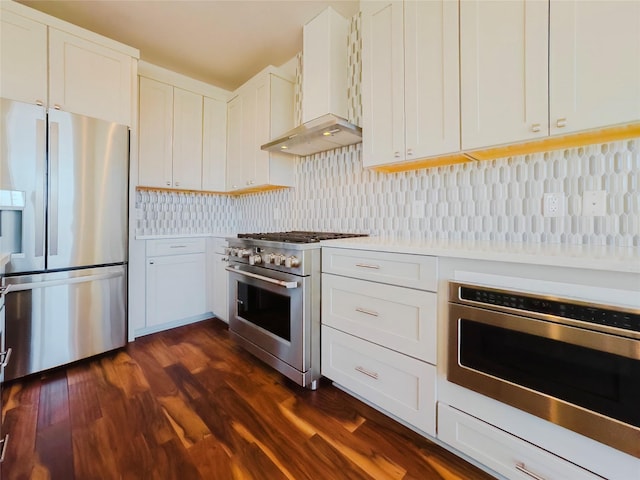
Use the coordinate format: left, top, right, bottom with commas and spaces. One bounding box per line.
0, 98, 128, 381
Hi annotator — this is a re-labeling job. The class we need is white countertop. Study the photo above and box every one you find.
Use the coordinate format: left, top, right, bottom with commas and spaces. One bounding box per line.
320, 237, 640, 274
135, 232, 236, 240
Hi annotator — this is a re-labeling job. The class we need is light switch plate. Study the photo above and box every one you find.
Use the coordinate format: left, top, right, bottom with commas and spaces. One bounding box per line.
582, 190, 607, 216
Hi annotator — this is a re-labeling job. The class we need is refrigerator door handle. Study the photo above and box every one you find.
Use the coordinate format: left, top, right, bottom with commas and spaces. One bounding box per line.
6, 271, 123, 292
49, 120, 59, 256
35, 118, 46, 258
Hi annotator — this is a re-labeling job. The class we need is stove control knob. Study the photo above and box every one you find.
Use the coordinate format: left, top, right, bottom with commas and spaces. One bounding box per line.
263, 253, 273, 264
249, 254, 262, 266
225, 247, 234, 256
274, 254, 286, 266
285, 256, 300, 268
228, 247, 238, 257
237, 249, 251, 259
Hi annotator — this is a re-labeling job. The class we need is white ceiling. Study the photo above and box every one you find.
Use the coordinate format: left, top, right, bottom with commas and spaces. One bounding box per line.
18, 0, 360, 92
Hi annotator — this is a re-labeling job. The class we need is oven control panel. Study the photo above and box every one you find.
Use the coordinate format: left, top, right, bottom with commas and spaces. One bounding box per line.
455, 284, 640, 334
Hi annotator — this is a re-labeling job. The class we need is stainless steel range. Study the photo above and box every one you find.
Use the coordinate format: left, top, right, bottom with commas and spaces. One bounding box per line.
226, 231, 366, 390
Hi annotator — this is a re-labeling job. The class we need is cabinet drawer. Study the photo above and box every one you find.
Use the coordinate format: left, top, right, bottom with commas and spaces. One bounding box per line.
322, 247, 437, 291
322, 274, 436, 363
322, 326, 435, 435
146, 237, 206, 257
211, 237, 229, 255
438, 404, 601, 480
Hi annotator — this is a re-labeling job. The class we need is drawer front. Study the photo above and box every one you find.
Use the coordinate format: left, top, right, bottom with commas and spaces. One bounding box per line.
146, 237, 206, 257
211, 237, 228, 255
322, 247, 437, 291
438, 404, 602, 480
322, 273, 436, 363
322, 326, 436, 435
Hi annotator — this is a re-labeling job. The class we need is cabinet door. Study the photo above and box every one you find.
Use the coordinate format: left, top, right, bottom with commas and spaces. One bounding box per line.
49, 28, 133, 125
240, 84, 258, 188
212, 253, 229, 322
550, 0, 640, 135
0, 10, 47, 105
361, 1, 405, 167
138, 77, 173, 188
460, 0, 548, 150
172, 88, 203, 190
202, 96, 227, 192
404, 0, 460, 159
146, 253, 207, 328
226, 94, 243, 191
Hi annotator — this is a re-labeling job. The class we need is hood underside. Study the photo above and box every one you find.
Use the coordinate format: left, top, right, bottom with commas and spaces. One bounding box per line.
261, 113, 362, 156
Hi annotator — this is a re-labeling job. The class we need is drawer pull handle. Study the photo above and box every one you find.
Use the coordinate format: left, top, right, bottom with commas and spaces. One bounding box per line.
355, 307, 379, 317
169, 245, 187, 249
355, 366, 379, 380
515, 463, 546, 480
355, 263, 380, 270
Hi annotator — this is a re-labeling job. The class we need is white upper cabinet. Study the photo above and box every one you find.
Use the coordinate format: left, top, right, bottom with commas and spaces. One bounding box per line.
49, 28, 134, 125
226, 67, 294, 192
361, 0, 460, 168
460, 0, 549, 151
172, 87, 203, 190
202, 96, 227, 192
138, 77, 174, 189
0, 2, 137, 126
0, 10, 47, 105
139, 80, 203, 191
550, 0, 640, 135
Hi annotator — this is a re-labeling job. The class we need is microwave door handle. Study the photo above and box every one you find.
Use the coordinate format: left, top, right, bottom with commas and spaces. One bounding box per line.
225, 267, 298, 289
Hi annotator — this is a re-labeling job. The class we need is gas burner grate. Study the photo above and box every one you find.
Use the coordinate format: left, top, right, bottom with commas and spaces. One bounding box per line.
237, 231, 368, 244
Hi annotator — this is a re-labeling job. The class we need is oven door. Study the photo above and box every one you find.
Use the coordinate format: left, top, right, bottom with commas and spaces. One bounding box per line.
448, 302, 640, 458
227, 264, 309, 372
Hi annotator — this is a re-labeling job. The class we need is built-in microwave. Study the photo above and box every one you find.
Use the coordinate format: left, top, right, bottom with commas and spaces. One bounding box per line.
447, 281, 640, 459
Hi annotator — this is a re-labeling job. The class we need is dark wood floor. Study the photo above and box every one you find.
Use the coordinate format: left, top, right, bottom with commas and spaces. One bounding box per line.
1, 318, 494, 480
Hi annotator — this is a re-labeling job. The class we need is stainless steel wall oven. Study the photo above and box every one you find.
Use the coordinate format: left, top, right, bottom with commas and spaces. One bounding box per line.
448, 281, 640, 458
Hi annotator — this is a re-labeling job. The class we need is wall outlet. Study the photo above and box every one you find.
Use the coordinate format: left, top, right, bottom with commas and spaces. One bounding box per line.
543, 193, 565, 217
582, 190, 607, 216
411, 201, 425, 218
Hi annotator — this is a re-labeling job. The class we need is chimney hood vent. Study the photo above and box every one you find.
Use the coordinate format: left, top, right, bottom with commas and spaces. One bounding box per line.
261, 7, 361, 157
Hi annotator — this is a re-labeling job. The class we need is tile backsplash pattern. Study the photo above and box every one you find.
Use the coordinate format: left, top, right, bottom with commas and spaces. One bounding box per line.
235, 140, 639, 247
135, 190, 235, 236
136, 11, 639, 247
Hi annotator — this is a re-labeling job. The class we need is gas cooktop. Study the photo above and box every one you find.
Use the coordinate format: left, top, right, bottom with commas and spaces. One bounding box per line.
236, 231, 368, 244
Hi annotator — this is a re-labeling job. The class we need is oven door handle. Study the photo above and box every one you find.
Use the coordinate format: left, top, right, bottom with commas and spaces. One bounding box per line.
226, 266, 299, 289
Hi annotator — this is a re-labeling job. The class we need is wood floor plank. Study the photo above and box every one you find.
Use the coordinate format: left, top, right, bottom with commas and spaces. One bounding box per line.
1, 318, 495, 480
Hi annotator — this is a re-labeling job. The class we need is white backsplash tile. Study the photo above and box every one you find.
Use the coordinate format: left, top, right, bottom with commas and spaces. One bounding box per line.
136, 11, 640, 247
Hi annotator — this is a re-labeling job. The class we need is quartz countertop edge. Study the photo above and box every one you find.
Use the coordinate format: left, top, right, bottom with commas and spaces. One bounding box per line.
136, 232, 237, 240
320, 237, 640, 274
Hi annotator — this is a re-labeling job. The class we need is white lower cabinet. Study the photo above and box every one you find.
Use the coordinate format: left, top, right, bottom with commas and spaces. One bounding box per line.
438, 404, 602, 480
209, 237, 229, 323
145, 238, 208, 333
322, 326, 436, 435
321, 248, 438, 436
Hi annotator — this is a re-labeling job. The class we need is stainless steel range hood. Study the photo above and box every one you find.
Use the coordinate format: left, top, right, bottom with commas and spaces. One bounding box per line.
261, 113, 362, 156
261, 7, 361, 157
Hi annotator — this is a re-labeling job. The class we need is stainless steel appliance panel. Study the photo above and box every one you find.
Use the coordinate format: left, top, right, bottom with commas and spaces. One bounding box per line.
227, 264, 309, 371
46, 109, 128, 270
3, 265, 126, 381
0, 99, 46, 273
447, 281, 640, 459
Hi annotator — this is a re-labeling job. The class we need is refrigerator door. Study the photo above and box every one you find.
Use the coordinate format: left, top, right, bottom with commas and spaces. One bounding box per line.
47, 109, 129, 270
2, 265, 126, 381
0, 99, 47, 274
